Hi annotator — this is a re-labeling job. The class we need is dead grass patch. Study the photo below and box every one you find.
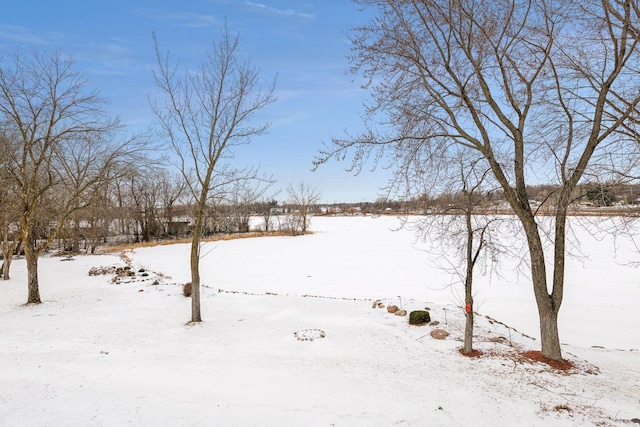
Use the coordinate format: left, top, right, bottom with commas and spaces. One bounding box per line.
98, 230, 310, 254
522, 350, 574, 371
458, 348, 484, 358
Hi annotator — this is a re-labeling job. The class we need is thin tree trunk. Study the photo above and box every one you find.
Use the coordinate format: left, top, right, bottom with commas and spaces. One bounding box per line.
463, 269, 474, 353
190, 187, 209, 323
463, 210, 474, 354
1, 215, 11, 280
190, 228, 202, 323
301, 208, 308, 234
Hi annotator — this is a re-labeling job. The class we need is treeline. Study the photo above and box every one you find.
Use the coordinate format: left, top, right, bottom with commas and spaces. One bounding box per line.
391, 182, 640, 215
315, 183, 640, 217
0, 166, 324, 258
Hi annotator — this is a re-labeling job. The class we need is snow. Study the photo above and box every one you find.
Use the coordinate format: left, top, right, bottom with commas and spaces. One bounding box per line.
1, 215, 639, 426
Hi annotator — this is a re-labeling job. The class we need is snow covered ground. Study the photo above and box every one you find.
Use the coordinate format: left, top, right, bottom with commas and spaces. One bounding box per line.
1, 215, 638, 426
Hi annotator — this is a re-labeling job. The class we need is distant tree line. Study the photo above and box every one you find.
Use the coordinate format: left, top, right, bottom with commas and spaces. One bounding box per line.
0, 166, 325, 259
396, 182, 640, 215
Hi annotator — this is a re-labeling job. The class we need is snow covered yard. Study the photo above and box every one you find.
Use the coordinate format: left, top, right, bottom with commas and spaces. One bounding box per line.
1, 216, 639, 426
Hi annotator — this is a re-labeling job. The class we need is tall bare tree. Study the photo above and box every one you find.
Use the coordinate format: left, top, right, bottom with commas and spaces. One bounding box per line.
152, 26, 276, 323
419, 155, 500, 354
316, 0, 640, 360
0, 50, 146, 304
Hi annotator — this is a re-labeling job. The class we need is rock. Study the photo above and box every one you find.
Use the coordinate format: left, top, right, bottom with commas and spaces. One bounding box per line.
372, 300, 380, 309
409, 310, 431, 325
430, 320, 440, 326
430, 329, 450, 340
395, 309, 407, 316
387, 305, 398, 313
377, 302, 385, 308
183, 282, 192, 297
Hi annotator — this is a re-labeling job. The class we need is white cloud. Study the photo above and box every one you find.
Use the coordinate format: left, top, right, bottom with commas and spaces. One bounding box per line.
0, 24, 62, 46
244, 1, 314, 19
138, 9, 219, 28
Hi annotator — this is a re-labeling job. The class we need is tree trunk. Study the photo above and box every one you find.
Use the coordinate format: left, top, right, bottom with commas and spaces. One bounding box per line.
463, 276, 474, 354
190, 190, 208, 323
190, 232, 202, 323
301, 208, 308, 234
167, 205, 174, 236
463, 210, 474, 354
24, 238, 41, 304
72, 230, 80, 253
522, 219, 563, 361
538, 300, 561, 359
1, 215, 12, 280
2, 258, 11, 280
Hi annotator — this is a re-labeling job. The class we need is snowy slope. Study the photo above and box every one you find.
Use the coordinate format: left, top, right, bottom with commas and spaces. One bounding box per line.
0, 216, 638, 426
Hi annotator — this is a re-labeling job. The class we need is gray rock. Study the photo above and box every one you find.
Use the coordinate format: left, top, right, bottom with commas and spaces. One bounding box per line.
430, 329, 450, 340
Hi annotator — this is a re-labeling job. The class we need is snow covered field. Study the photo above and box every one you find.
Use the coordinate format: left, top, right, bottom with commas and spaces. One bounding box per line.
1, 215, 638, 426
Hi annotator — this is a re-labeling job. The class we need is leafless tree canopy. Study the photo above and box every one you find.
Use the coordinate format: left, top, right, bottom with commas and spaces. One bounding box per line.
316, 0, 640, 360
152, 25, 277, 322
0, 50, 147, 303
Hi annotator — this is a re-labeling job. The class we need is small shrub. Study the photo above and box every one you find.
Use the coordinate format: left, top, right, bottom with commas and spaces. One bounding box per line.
115, 267, 131, 277
183, 282, 192, 297
88, 266, 116, 276
409, 310, 431, 325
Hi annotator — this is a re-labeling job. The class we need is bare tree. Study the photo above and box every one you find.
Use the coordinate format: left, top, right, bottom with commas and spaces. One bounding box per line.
398, 144, 504, 354
81, 186, 117, 254
316, 0, 640, 360
419, 156, 501, 354
129, 169, 165, 243
158, 170, 188, 237
286, 182, 321, 235
0, 50, 146, 304
257, 197, 279, 232
152, 26, 276, 323
229, 179, 274, 233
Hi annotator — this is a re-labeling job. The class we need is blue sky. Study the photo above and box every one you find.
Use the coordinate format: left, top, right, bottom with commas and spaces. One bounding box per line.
0, 0, 390, 203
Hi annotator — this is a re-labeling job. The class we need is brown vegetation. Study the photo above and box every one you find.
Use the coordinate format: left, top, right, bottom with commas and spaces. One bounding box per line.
98, 230, 312, 254
522, 350, 573, 371
459, 348, 483, 358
